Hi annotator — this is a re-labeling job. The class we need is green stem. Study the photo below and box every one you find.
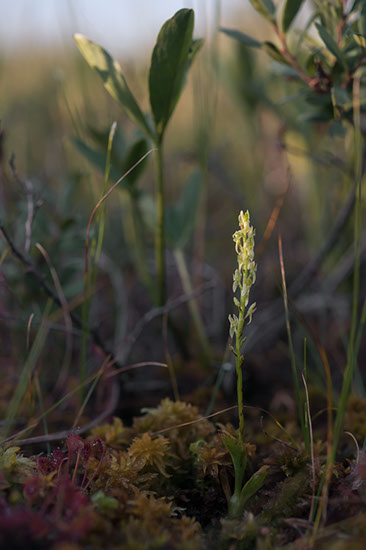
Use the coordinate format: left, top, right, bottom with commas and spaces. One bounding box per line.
236, 309, 245, 446
331, 74, 363, 461
279, 237, 308, 451
313, 73, 364, 539
155, 144, 166, 306
174, 248, 212, 365
130, 192, 155, 300
80, 122, 116, 394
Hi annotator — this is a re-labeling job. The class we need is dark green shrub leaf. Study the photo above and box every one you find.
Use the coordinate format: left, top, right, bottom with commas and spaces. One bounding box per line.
249, 0, 276, 23
73, 135, 148, 191
315, 23, 347, 66
73, 137, 117, 179
359, 4, 366, 45
282, 0, 304, 32
74, 34, 154, 140
121, 138, 149, 190
219, 27, 262, 49
149, 9, 195, 141
165, 170, 202, 249
263, 42, 290, 65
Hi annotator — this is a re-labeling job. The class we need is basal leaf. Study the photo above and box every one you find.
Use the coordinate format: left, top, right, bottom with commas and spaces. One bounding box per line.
282, 0, 304, 33
239, 465, 269, 507
249, 0, 276, 23
74, 34, 154, 140
219, 27, 262, 49
149, 9, 195, 141
315, 23, 347, 66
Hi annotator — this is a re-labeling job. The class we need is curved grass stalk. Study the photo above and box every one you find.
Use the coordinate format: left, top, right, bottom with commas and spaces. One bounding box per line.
154, 145, 166, 307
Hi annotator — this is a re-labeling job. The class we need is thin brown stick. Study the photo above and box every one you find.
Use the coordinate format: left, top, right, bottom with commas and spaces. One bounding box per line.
3, 379, 119, 446
120, 280, 214, 362
151, 405, 238, 436
105, 361, 168, 378
0, 222, 115, 364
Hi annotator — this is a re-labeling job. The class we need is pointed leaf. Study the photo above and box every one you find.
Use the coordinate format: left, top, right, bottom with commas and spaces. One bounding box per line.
263, 42, 290, 65
221, 434, 247, 490
239, 465, 269, 507
188, 38, 204, 69
315, 23, 347, 66
87, 124, 126, 158
149, 9, 195, 140
74, 34, 154, 140
73, 137, 115, 176
249, 0, 276, 23
282, 0, 304, 33
220, 27, 262, 48
121, 138, 149, 189
359, 4, 366, 47
165, 170, 202, 249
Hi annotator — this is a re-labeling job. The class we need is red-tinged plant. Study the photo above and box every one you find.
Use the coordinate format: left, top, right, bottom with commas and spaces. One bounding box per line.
35, 434, 105, 491
0, 503, 50, 548
22, 473, 95, 544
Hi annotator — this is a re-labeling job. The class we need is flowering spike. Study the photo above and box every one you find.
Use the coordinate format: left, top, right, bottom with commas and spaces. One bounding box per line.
228, 210, 257, 447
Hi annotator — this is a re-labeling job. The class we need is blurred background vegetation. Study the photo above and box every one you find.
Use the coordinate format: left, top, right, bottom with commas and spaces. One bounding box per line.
0, 0, 364, 429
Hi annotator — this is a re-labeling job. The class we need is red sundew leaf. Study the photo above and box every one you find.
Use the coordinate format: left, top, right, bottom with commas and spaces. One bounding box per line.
92, 436, 104, 458
82, 441, 92, 464
51, 448, 66, 467
54, 475, 89, 515
66, 434, 85, 455
37, 457, 55, 475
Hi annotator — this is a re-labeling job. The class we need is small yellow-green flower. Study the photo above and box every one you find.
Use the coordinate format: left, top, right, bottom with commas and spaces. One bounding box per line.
229, 210, 257, 340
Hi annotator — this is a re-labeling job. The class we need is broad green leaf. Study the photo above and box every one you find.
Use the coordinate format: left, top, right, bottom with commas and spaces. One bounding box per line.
87, 124, 126, 157
263, 42, 290, 65
359, 4, 366, 46
315, 23, 347, 66
165, 170, 202, 249
121, 138, 149, 190
149, 9, 195, 141
219, 27, 262, 49
332, 86, 349, 107
282, 0, 304, 33
221, 434, 247, 490
74, 34, 154, 140
239, 465, 270, 507
73, 136, 148, 190
73, 137, 115, 178
249, 0, 276, 23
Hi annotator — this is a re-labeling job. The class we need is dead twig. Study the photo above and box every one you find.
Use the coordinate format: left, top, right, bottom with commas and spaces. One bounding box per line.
3, 378, 119, 446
